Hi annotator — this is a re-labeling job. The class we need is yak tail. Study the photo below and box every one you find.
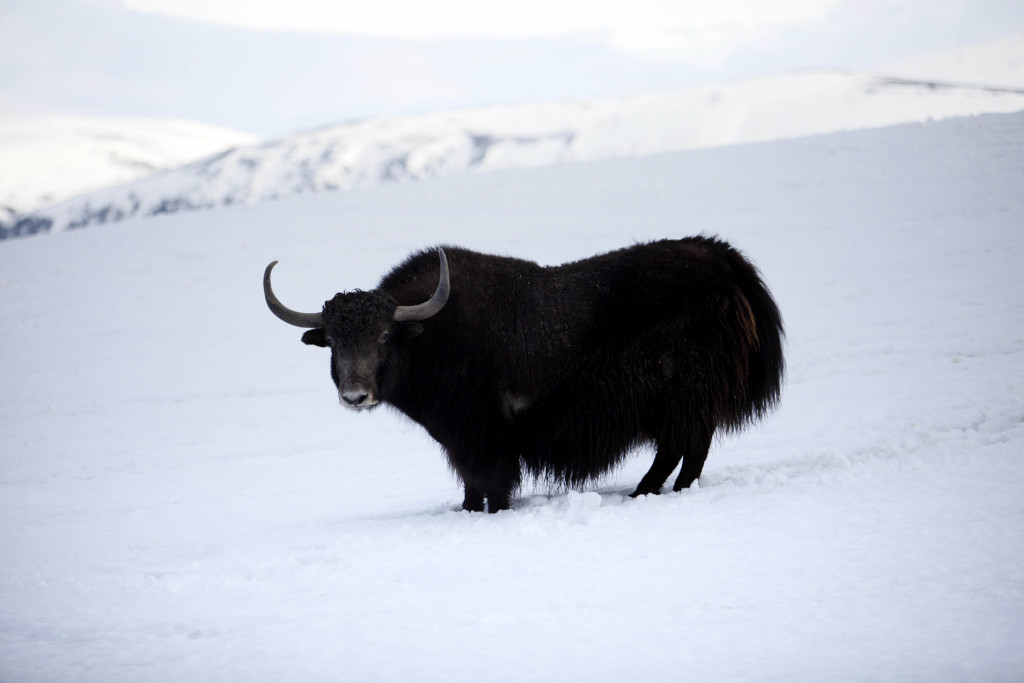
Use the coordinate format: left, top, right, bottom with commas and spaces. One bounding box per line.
720, 243, 785, 430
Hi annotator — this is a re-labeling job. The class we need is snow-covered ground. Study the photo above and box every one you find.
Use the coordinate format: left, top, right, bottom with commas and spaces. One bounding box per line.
4, 32, 1024, 240
1, 111, 1022, 681
0, 114, 258, 216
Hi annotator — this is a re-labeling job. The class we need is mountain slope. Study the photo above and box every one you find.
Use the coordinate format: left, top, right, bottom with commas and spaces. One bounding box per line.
5, 70, 1023, 240
0, 114, 259, 218
882, 31, 1024, 89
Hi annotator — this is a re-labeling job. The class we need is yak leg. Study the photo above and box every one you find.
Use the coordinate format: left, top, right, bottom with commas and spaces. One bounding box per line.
482, 454, 521, 513
631, 403, 688, 497
631, 419, 715, 497
452, 433, 521, 513
673, 423, 715, 492
459, 465, 518, 513
631, 438, 683, 497
462, 484, 485, 512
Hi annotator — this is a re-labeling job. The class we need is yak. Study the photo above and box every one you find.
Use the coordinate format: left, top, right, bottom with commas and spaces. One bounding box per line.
264, 237, 784, 513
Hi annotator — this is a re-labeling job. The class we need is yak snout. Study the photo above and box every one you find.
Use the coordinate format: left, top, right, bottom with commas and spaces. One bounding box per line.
338, 383, 378, 410
333, 351, 381, 410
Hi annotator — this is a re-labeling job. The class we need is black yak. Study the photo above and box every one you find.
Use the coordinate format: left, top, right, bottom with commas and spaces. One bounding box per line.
264, 237, 784, 512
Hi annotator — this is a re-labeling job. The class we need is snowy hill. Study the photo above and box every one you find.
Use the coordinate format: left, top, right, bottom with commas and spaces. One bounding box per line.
0, 114, 258, 219
3, 67, 1023, 240
1, 111, 1022, 681
883, 31, 1024, 89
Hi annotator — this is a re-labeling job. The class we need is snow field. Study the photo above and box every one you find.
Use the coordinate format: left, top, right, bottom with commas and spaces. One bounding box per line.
1, 112, 1023, 681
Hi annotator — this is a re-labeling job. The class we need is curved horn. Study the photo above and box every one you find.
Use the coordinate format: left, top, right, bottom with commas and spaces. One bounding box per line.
394, 248, 450, 322
263, 261, 324, 328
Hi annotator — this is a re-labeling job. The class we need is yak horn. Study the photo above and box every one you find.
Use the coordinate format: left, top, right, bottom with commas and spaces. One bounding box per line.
263, 261, 324, 328
394, 248, 450, 322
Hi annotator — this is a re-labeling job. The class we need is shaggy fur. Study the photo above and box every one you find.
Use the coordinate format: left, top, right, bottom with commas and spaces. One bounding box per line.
290, 237, 784, 512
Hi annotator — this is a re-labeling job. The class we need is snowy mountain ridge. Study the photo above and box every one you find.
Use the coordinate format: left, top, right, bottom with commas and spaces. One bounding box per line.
882, 32, 1024, 89
3, 68, 1024, 240
0, 114, 259, 220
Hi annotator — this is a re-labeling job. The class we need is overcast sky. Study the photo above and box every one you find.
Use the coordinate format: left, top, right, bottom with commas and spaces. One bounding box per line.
122, 0, 846, 62
2, 0, 1022, 136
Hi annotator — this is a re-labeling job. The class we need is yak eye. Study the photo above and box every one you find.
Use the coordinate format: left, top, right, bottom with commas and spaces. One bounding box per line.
378, 331, 391, 344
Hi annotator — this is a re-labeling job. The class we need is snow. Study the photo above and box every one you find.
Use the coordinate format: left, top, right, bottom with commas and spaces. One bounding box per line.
1, 111, 1023, 681
0, 113, 258, 215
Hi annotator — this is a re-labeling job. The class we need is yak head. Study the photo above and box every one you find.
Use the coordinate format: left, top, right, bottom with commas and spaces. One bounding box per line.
263, 248, 449, 410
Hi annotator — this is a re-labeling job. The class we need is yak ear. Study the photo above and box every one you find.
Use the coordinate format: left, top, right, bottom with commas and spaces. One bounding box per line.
301, 328, 328, 347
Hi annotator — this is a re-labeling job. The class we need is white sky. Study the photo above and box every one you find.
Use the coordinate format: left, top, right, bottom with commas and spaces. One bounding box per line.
6, 0, 1018, 135
123, 0, 840, 37
121, 0, 848, 61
